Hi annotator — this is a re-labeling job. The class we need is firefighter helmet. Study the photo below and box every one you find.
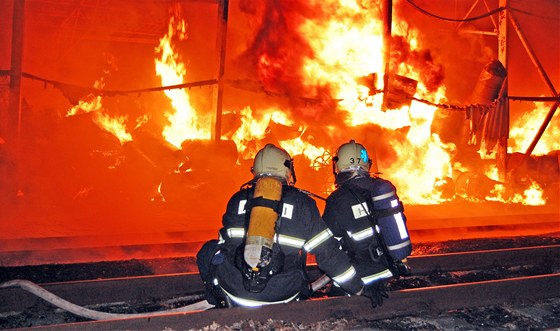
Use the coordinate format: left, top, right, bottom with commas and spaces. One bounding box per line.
252, 144, 296, 185
333, 140, 375, 175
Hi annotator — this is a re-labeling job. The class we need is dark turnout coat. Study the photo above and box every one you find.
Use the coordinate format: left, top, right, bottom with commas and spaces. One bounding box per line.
323, 175, 411, 285
197, 182, 363, 307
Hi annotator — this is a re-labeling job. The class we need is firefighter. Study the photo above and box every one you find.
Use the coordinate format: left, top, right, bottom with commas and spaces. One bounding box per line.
322, 140, 412, 307
196, 143, 364, 308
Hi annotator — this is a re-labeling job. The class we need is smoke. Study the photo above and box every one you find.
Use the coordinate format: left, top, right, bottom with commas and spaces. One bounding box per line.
390, 35, 445, 92
232, 1, 320, 121
392, 1, 493, 103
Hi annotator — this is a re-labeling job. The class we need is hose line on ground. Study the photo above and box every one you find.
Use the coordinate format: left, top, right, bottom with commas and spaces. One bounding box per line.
2, 274, 332, 320
1, 279, 214, 321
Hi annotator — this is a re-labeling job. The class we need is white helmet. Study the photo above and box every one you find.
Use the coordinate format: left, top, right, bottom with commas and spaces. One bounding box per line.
332, 140, 375, 175
252, 144, 296, 185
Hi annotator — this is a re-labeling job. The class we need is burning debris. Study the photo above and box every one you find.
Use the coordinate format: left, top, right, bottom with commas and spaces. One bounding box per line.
0, 0, 558, 214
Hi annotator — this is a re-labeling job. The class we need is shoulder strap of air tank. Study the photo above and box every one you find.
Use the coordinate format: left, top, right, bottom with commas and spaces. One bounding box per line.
341, 185, 402, 220
244, 183, 286, 255
341, 184, 399, 275
250, 196, 283, 214
296, 187, 327, 201
341, 185, 375, 222
373, 201, 404, 218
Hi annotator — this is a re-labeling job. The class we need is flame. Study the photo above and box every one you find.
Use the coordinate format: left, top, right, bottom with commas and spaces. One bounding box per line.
66, 78, 132, 144
508, 101, 560, 155
225, 106, 326, 165
300, 15, 384, 103
289, 1, 453, 203
280, 137, 327, 168
66, 79, 104, 117
299, 2, 384, 122
229, 106, 280, 157
488, 179, 546, 206
155, 5, 210, 148
512, 180, 545, 206
485, 164, 546, 205
237, 2, 485, 204
149, 2, 551, 206
92, 113, 132, 144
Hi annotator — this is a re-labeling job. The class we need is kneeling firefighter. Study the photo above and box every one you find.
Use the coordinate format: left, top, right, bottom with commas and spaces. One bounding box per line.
323, 140, 412, 307
197, 143, 364, 307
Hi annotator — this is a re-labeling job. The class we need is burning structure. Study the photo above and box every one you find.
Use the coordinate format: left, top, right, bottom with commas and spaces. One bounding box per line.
0, 0, 558, 265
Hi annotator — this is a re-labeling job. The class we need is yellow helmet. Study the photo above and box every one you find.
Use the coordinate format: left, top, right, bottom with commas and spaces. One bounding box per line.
252, 144, 296, 185
333, 140, 376, 175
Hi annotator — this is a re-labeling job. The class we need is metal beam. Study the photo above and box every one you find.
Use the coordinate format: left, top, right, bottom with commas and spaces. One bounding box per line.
508, 11, 558, 97
213, 0, 229, 141
381, 0, 392, 111
505, 9, 558, 175
496, 0, 509, 182
7, 0, 25, 198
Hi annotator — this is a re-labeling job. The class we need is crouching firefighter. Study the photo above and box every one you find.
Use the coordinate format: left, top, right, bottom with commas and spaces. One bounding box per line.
197, 144, 364, 308
323, 140, 412, 307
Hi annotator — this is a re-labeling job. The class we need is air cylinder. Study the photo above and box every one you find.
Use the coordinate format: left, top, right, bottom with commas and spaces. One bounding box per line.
244, 176, 282, 269
371, 181, 412, 261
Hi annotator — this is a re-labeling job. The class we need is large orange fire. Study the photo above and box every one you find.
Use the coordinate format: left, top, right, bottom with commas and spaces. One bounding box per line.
65, 1, 554, 207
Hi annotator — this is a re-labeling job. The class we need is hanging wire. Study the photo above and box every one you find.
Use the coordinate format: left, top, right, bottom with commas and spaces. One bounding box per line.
14, 70, 500, 112
21, 72, 217, 97
509, 6, 560, 21
404, 0, 505, 22
508, 0, 560, 21
15, 70, 559, 114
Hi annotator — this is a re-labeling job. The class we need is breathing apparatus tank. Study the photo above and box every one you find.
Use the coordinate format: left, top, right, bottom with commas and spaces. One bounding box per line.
244, 176, 283, 269
241, 144, 292, 292
370, 180, 411, 261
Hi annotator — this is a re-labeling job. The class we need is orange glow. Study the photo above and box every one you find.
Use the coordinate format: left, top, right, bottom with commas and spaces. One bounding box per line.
66, 96, 102, 117
2, 0, 559, 269
66, 79, 104, 117
484, 165, 546, 205
508, 101, 560, 155
285, 2, 454, 204
512, 180, 546, 206
150, 2, 553, 206
59, 2, 555, 208
66, 79, 132, 144
92, 113, 132, 144
280, 137, 327, 168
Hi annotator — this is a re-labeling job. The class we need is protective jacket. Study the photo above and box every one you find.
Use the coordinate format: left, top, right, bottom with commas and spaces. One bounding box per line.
323, 175, 410, 285
197, 182, 363, 307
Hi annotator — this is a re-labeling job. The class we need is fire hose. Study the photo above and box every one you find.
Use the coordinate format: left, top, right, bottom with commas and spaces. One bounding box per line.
0, 276, 332, 321
0, 279, 214, 320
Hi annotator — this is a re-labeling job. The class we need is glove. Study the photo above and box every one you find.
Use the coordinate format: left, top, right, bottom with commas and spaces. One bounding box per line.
393, 260, 411, 277
361, 281, 389, 308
